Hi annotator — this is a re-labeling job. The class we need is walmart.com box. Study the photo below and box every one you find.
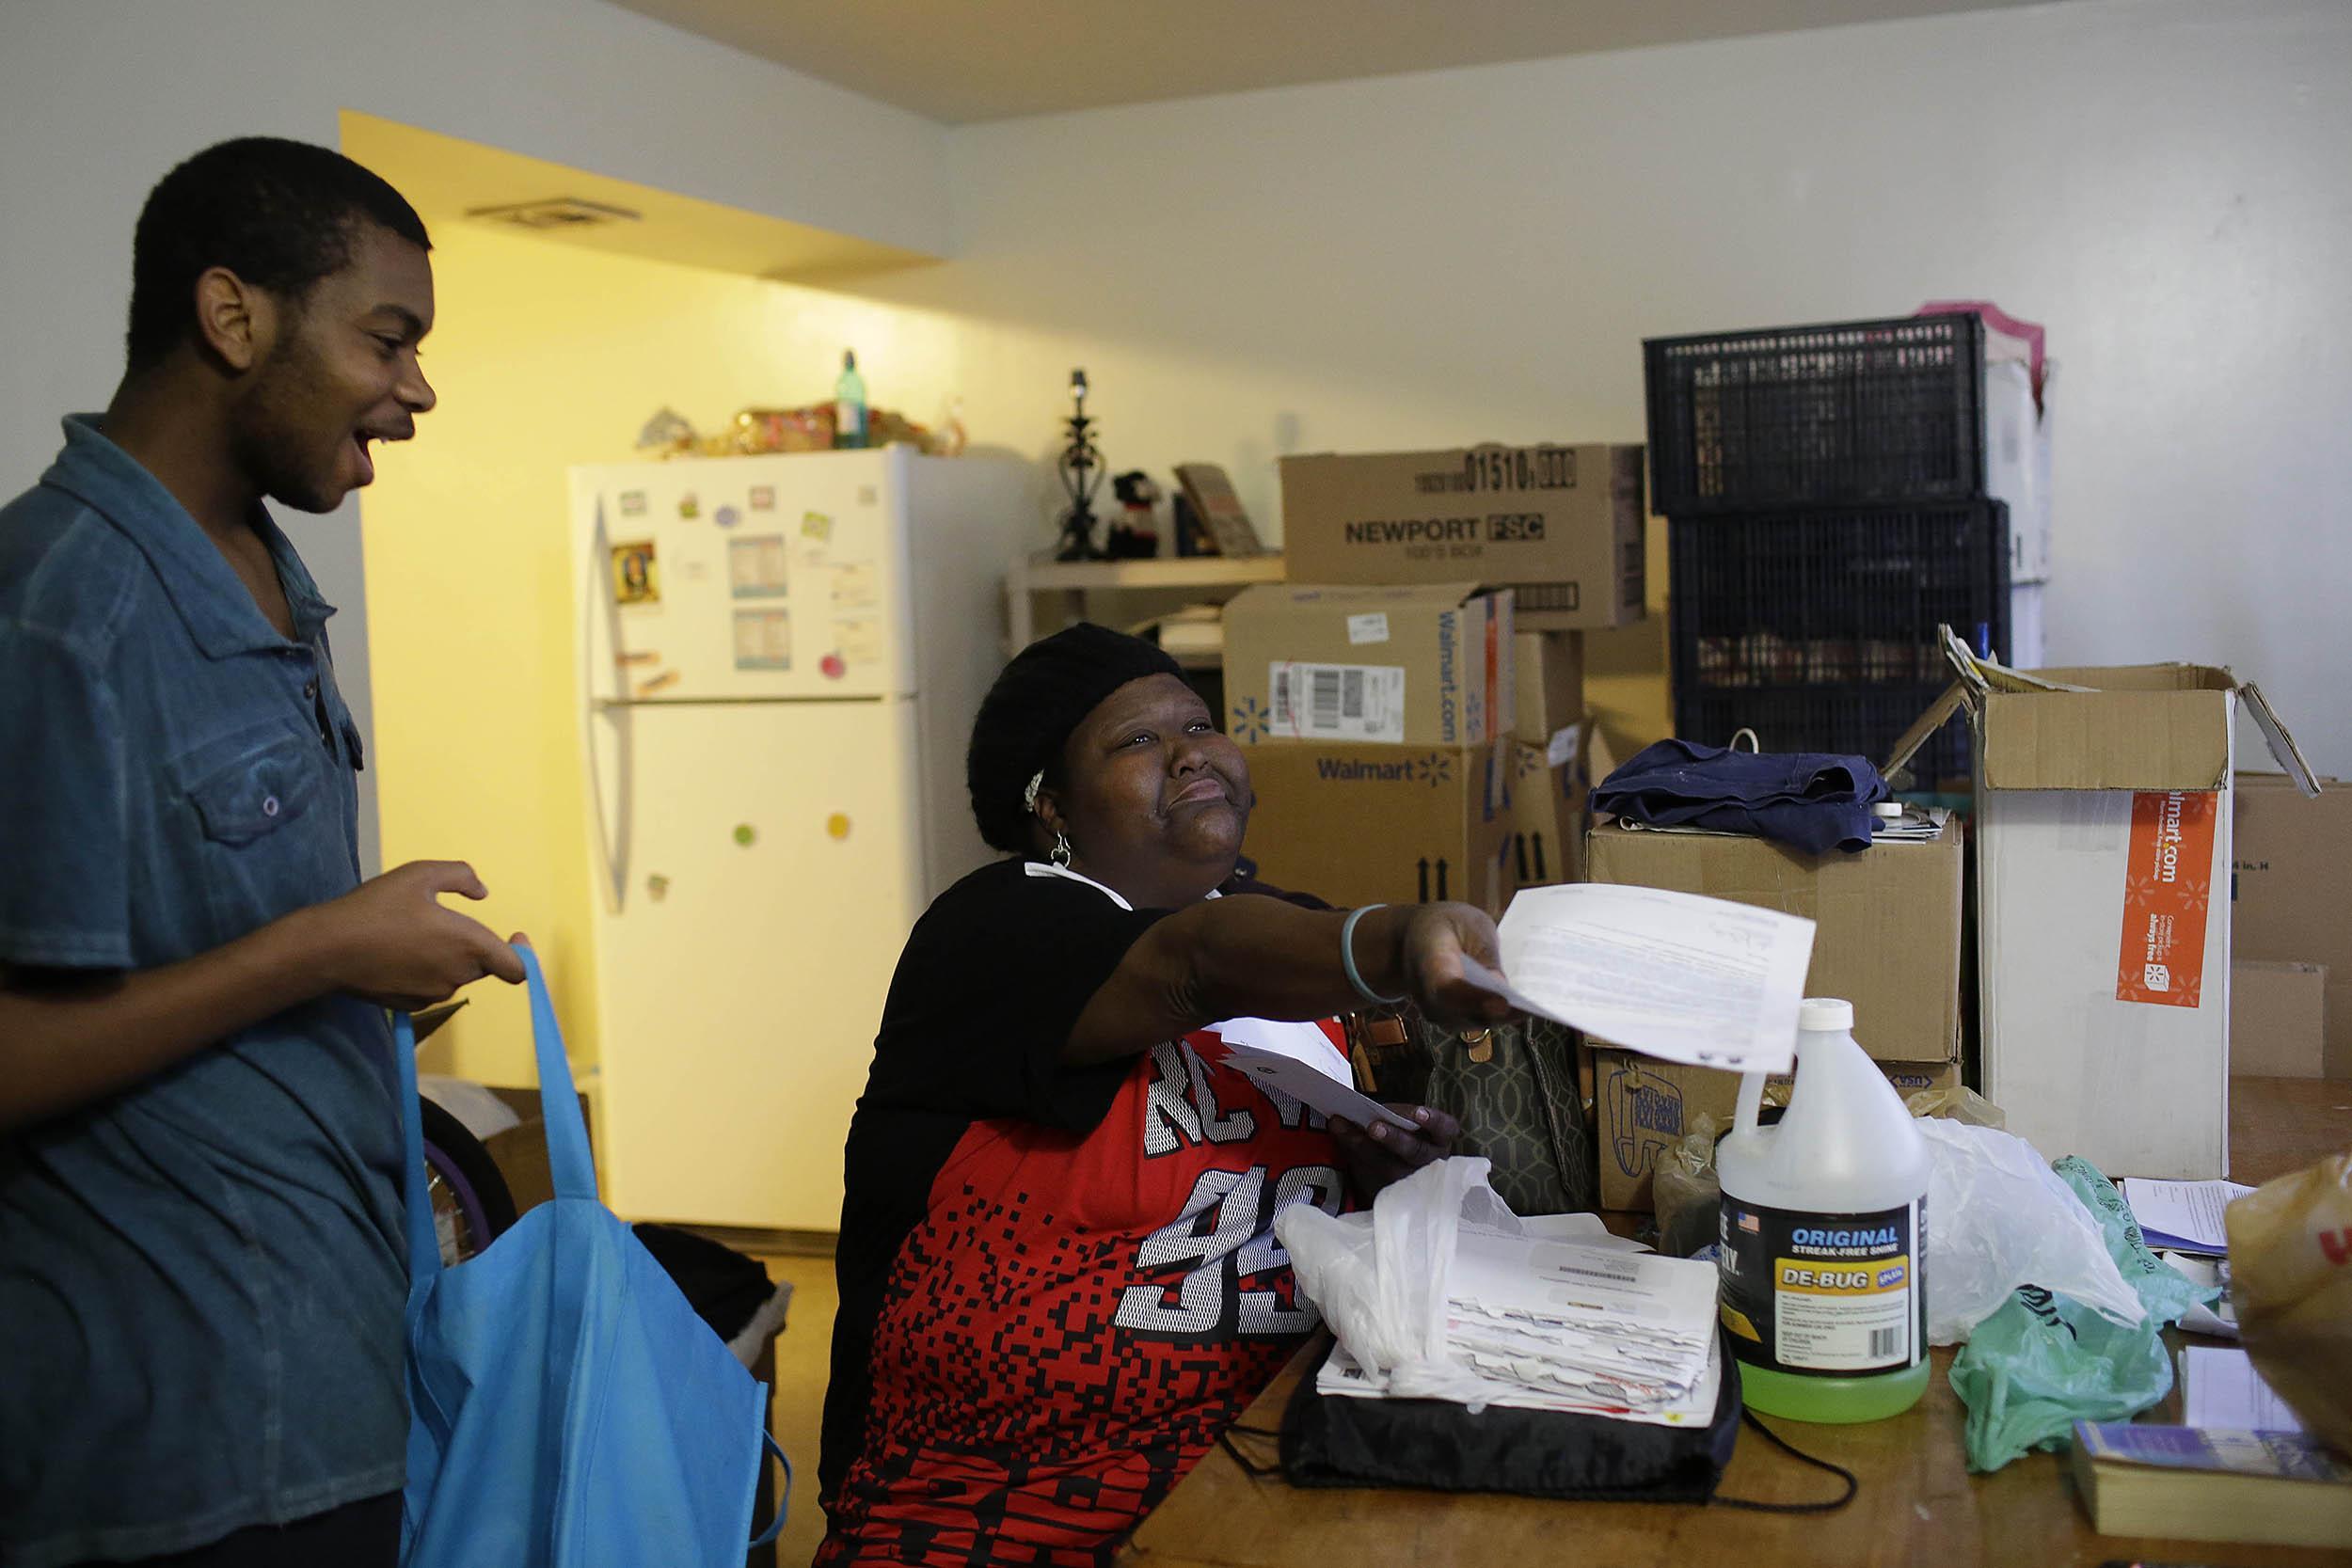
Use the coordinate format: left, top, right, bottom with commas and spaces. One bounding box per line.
1889, 661, 2315, 1179
1239, 738, 1513, 916
1222, 582, 1513, 747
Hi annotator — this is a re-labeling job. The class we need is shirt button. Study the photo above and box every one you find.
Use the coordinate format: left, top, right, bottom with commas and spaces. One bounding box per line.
262, 795, 280, 817
303, 681, 319, 700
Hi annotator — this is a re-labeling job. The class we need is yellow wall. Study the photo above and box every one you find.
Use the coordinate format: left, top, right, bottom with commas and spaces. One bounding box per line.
360, 223, 961, 1084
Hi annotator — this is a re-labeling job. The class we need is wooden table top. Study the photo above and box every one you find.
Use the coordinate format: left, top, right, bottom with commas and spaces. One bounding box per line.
1122, 1077, 2352, 1568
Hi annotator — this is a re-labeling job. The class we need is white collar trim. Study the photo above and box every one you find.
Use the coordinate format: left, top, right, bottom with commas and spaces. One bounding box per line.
1021, 860, 1222, 912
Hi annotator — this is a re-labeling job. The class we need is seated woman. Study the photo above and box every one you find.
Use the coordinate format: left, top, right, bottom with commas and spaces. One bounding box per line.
818, 624, 1509, 1568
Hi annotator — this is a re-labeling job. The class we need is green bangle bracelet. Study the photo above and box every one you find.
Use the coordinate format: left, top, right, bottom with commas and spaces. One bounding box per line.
1341, 904, 1407, 1006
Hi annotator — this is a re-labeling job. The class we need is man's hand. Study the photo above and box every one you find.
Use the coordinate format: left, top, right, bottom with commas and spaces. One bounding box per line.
301, 861, 527, 1010
1329, 1102, 1461, 1199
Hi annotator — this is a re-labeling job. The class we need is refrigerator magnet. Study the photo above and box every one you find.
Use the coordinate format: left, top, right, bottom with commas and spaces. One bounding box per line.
820, 652, 847, 681
801, 510, 834, 544
714, 504, 740, 530
728, 536, 789, 599
611, 542, 660, 607
834, 617, 884, 666
750, 485, 775, 511
677, 491, 700, 519
831, 561, 880, 609
619, 489, 647, 516
733, 610, 791, 671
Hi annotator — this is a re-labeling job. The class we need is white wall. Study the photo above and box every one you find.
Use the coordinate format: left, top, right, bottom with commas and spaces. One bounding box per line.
833, 0, 2352, 771
0, 0, 949, 864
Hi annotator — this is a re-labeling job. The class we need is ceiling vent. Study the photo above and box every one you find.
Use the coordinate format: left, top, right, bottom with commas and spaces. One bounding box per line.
465, 197, 643, 230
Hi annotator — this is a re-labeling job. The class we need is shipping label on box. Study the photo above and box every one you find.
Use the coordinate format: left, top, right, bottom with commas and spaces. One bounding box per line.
2117, 790, 2221, 1007
1594, 1050, 1958, 1211
1584, 816, 1963, 1064
1240, 738, 1513, 916
1223, 582, 1510, 747
1279, 444, 1646, 629
1269, 662, 1407, 742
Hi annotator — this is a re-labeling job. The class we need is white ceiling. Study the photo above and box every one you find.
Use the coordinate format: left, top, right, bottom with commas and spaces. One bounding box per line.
606, 0, 2057, 125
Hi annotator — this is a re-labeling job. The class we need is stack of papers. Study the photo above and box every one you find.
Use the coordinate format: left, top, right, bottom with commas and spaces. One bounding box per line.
2122, 1178, 2254, 1255
1317, 1222, 1724, 1428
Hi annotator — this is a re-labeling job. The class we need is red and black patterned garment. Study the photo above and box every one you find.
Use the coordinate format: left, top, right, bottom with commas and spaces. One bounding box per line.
818, 860, 1348, 1567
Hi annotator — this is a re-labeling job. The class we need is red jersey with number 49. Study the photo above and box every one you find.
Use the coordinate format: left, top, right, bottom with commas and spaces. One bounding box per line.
816, 1022, 1349, 1568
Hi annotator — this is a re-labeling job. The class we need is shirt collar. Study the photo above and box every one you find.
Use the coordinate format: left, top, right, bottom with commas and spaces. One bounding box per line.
42, 415, 337, 658
1020, 861, 1223, 911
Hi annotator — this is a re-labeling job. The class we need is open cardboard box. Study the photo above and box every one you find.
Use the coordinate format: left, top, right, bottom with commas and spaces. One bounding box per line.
1887, 644, 2317, 1178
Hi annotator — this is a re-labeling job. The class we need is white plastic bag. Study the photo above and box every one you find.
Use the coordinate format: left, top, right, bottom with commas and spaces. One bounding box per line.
1277, 1156, 1518, 1384
1916, 1118, 2145, 1343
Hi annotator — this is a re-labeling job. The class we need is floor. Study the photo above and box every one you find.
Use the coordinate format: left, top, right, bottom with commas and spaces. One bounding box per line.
753, 1252, 838, 1568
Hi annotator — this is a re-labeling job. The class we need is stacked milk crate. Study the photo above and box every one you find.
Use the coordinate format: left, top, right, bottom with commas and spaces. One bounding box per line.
1642, 310, 2050, 785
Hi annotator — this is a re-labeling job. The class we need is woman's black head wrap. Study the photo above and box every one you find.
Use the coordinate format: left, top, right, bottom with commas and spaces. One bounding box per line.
966, 624, 1184, 854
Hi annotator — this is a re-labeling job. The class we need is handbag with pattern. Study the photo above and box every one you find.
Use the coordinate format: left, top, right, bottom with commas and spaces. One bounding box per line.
1343, 1008, 1597, 1216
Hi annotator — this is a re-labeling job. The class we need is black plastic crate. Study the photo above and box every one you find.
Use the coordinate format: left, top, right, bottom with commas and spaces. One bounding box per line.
1674, 684, 1973, 785
1668, 501, 2010, 698
1645, 313, 1986, 515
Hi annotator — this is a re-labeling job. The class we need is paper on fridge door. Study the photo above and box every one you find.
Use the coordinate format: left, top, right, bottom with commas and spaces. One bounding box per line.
1485, 883, 1815, 1071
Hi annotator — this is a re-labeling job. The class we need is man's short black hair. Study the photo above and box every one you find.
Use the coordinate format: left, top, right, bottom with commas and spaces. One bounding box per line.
126, 136, 431, 369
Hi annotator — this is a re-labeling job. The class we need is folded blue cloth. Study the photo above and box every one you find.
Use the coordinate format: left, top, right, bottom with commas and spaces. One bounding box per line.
1592, 739, 1891, 854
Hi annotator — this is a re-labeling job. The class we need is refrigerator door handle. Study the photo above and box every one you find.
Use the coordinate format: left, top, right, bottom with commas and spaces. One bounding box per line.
584, 499, 633, 912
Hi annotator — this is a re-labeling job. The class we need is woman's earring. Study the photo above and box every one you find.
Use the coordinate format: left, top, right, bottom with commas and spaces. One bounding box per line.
1051, 830, 1073, 869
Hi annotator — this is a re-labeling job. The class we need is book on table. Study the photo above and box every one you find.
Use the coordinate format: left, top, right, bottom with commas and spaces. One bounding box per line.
2070, 1420, 2352, 1550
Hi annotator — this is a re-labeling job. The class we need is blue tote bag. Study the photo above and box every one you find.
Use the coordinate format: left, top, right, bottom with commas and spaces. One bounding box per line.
393, 948, 786, 1566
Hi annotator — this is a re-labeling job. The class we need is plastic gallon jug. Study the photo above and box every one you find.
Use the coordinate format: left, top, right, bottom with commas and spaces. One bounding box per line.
1716, 998, 1930, 1422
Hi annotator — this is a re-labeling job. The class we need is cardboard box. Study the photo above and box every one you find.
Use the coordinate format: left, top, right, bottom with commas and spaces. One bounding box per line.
1593, 1049, 1959, 1211
1894, 664, 2316, 1179
2229, 959, 2328, 1078
1514, 630, 1584, 744
1221, 582, 1513, 748
1240, 738, 1513, 916
1584, 816, 1964, 1064
2232, 771, 2352, 1079
1279, 444, 1646, 630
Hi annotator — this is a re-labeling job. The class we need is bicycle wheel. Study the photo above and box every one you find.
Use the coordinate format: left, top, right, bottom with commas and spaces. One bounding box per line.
419, 1097, 519, 1267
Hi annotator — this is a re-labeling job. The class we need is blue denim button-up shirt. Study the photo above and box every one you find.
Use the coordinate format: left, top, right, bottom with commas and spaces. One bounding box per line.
0, 419, 406, 1566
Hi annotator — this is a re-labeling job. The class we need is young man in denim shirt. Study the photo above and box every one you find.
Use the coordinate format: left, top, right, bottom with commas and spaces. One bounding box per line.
0, 138, 527, 1567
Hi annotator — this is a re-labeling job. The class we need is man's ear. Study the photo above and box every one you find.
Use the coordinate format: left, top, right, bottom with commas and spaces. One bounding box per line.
191, 266, 277, 373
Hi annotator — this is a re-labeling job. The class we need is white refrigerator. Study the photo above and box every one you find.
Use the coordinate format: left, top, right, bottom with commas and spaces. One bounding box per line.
568, 448, 1036, 1232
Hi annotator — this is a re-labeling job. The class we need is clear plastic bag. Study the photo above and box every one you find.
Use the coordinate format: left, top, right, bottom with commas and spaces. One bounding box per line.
1277, 1155, 1519, 1384
2228, 1151, 2352, 1455
1651, 1114, 1724, 1259
1915, 1119, 2146, 1344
